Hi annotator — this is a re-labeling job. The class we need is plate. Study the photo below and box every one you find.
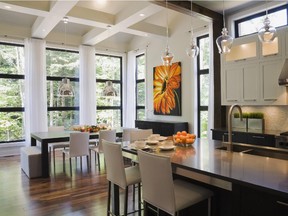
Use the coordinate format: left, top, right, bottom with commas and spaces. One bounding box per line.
158, 136, 167, 141
129, 144, 150, 150
159, 146, 175, 151
145, 140, 159, 145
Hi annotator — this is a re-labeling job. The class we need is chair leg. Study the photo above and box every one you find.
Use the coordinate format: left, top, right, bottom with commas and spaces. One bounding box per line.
69, 158, 72, 176
208, 197, 211, 216
53, 148, 56, 172
107, 181, 111, 216
97, 152, 101, 171
124, 186, 128, 216
62, 152, 65, 172
138, 183, 142, 216
80, 156, 83, 172
86, 155, 89, 172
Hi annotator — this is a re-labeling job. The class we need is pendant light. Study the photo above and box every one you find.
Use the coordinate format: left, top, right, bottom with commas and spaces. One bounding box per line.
258, 0, 277, 43
216, 0, 233, 54
102, 81, 117, 96
161, 0, 174, 66
57, 17, 74, 97
186, 0, 199, 58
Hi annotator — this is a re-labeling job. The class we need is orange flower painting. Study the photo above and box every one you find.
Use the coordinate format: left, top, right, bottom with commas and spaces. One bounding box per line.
153, 62, 181, 116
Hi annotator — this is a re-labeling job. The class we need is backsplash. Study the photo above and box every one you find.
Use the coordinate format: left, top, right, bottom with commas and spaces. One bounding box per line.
227, 106, 288, 132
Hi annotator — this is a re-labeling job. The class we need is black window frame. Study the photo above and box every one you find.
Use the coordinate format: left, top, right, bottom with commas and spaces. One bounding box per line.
135, 53, 145, 120
0, 42, 25, 143
95, 53, 123, 127
196, 34, 209, 138
235, 4, 288, 38
46, 47, 80, 126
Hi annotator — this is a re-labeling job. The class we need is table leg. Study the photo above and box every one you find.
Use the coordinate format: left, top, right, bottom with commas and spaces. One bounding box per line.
31, 137, 36, 146
111, 183, 120, 215
41, 140, 49, 178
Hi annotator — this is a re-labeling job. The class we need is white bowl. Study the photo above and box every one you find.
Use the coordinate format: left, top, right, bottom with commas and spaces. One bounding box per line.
162, 140, 174, 147
134, 140, 146, 148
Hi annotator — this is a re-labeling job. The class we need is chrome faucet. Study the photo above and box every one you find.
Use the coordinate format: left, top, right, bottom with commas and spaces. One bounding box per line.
227, 104, 243, 151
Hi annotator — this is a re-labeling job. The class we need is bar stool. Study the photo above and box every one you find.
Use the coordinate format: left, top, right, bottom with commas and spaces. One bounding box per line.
137, 150, 213, 216
102, 140, 142, 216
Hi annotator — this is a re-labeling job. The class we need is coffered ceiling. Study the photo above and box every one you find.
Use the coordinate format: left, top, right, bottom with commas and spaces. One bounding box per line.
0, 0, 258, 51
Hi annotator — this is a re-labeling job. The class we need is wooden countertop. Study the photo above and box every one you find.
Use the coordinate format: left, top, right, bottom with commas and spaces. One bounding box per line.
122, 138, 288, 197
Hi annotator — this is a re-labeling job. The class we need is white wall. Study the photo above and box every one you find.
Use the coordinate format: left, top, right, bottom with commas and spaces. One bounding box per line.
128, 13, 210, 133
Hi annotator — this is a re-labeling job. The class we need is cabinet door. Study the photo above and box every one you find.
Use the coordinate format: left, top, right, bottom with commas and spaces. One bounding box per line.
260, 60, 283, 103
243, 65, 259, 102
246, 133, 275, 147
224, 67, 242, 103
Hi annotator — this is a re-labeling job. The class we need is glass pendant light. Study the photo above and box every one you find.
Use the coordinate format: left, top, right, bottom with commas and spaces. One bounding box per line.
58, 17, 74, 97
161, 0, 174, 66
186, 0, 199, 58
258, 1, 277, 43
216, 0, 233, 54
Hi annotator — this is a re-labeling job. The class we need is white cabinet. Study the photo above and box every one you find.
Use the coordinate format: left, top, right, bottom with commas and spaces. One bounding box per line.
259, 60, 287, 105
221, 28, 288, 106
222, 64, 259, 105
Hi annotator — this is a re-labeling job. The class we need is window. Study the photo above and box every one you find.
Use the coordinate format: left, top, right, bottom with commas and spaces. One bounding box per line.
136, 54, 146, 120
235, 4, 288, 38
196, 35, 210, 138
0, 43, 25, 143
46, 48, 80, 128
96, 54, 122, 128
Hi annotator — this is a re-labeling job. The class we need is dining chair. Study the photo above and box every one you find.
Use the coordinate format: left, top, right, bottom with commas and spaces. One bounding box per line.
122, 128, 139, 142
48, 126, 70, 172
102, 140, 142, 216
62, 132, 90, 176
137, 150, 213, 216
89, 129, 116, 171
129, 129, 153, 142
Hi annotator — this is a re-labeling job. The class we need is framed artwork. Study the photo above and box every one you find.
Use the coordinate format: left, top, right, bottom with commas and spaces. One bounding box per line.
153, 62, 181, 116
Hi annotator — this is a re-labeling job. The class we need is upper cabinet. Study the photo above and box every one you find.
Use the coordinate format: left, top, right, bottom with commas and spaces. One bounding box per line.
221, 28, 288, 105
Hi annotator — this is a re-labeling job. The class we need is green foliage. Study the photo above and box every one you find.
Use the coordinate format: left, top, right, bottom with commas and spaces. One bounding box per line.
233, 112, 249, 118
248, 112, 264, 119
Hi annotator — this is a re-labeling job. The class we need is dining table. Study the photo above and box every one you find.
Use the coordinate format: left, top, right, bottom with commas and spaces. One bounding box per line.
30, 128, 123, 178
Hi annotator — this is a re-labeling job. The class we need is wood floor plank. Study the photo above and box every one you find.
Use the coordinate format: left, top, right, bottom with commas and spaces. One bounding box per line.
0, 151, 142, 216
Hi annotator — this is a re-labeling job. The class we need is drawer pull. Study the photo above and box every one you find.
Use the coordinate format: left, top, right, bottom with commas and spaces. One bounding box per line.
244, 99, 256, 101
252, 136, 265, 139
264, 99, 277, 101
227, 100, 238, 102
276, 201, 288, 207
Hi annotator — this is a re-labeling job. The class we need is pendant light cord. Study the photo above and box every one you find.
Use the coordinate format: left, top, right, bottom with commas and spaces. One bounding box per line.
190, 0, 193, 44
222, 0, 226, 28
265, 0, 268, 16
166, 0, 169, 48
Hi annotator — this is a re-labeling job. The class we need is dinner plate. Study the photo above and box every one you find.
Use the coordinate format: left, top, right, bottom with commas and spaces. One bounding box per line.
129, 144, 150, 150
159, 146, 175, 151
158, 136, 167, 141
145, 140, 159, 145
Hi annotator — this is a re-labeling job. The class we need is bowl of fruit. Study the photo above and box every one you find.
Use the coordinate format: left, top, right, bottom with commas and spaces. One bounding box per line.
173, 131, 196, 146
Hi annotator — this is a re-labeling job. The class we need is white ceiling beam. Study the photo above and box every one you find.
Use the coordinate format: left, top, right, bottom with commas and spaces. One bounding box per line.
0, 2, 49, 17
82, 4, 164, 45
31, 0, 79, 38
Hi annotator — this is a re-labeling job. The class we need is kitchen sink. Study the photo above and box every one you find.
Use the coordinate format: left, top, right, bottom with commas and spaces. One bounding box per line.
216, 145, 288, 160
216, 145, 251, 153
243, 149, 288, 160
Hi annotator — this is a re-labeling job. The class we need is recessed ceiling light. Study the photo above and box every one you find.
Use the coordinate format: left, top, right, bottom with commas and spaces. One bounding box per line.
4, 5, 11, 9
139, 13, 145, 17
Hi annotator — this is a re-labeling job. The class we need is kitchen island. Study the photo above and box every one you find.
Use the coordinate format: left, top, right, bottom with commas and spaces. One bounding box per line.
122, 138, 288, 216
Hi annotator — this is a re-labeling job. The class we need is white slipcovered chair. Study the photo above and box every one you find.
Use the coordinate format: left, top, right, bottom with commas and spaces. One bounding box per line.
137, 150, 213, 216
48, 126, 69, 172
122, 128, 139, 142
89, 129, 116, 171
102, 140, 142, 216
129, 129, 153, 142
62, 132, 90, 176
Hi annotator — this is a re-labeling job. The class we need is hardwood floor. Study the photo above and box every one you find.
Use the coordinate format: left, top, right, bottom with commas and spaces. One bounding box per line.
0, 150, 141, 216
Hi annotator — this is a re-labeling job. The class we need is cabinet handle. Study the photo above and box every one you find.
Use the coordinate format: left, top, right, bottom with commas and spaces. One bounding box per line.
263, 54, 277, 57
227, 100, 238, 102
235, 59, 246, 62
264, 99, 277, 101
276, 201, 288, 207
252, 136, 265, 139
224, 133, 234, 136
244, 99, 256, 101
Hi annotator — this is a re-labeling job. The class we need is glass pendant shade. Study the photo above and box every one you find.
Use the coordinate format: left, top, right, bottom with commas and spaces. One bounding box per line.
102, 81, 117, 96
258, 16, 277, 43
186, 40, 199, 58
161, 46, 174, 66
58, 78, 74, 97
216, 27, 234, 54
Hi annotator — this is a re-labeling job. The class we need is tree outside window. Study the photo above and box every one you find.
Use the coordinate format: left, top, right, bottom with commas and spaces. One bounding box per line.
136, 54, 146, 120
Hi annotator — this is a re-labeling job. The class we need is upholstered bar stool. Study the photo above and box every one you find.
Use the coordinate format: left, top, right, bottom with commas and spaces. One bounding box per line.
102, 140, 142, 216
137, 150, 213, 216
